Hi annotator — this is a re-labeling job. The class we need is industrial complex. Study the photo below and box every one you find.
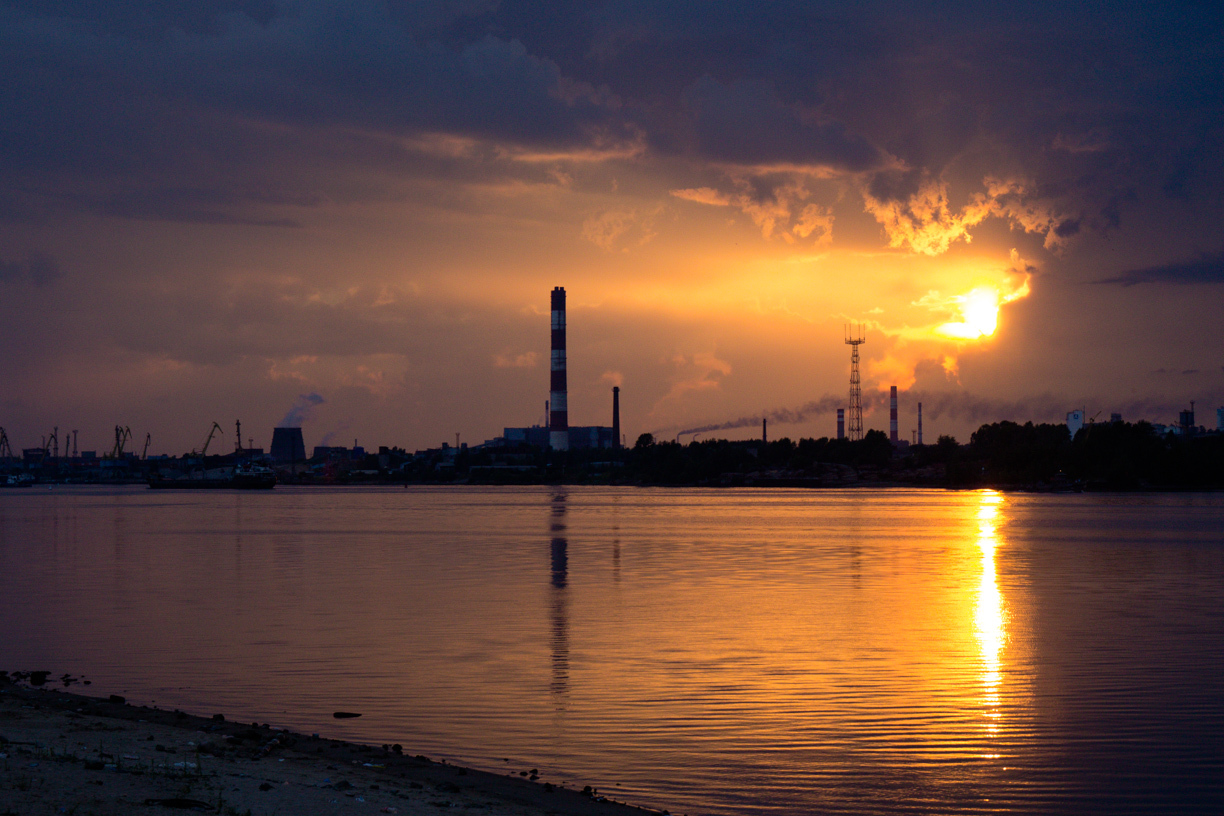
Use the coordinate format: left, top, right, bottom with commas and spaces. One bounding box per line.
1, 284, 1222, 487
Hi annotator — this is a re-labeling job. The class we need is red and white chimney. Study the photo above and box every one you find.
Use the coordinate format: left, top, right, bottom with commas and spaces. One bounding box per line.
890, 385, 898, 443
837, 408, 845, 440
549, 287, 569, 451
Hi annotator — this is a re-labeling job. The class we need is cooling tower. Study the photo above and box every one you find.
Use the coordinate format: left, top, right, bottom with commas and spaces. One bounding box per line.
270, 427, 305, 463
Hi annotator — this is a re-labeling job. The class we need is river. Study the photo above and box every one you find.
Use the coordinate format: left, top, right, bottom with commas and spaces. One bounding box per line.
2, 486, 1222, 814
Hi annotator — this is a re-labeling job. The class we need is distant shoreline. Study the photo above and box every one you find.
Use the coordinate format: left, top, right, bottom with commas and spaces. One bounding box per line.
11, 480, 1224, 493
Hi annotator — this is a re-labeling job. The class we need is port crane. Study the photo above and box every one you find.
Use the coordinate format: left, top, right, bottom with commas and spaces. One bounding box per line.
195, 422, 223, 456
43, 427, 59, 458
142, 432, 152, 459
111, 425, 132, 458
0, 427, 12, 459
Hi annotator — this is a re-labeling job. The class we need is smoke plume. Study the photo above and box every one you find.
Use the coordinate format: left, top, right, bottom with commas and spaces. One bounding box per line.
674, 394, 876, 437
278, 393, 324, 427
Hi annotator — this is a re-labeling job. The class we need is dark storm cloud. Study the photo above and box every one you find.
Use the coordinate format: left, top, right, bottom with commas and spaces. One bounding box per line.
0, 253, 63, 287
2, 0, 1223, 238
684, 76, 883, 170
0, 0, 622, 223
1098, 250, 1224, 287
0, 2, 612, 152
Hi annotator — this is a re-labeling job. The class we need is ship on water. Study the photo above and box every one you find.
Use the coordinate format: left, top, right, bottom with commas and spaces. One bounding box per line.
148, 460, 276, 489
148, 420, 276, 489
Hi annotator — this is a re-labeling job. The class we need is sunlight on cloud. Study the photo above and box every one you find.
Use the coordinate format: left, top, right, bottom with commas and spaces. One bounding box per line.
926, 274, 1031, 340
670, 179, 834, 243
862, 175, 1069, 256
861, 253, 1033, 389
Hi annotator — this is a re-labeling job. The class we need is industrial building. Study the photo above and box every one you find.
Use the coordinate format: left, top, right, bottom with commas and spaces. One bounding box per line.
1067, 409, 1085, 438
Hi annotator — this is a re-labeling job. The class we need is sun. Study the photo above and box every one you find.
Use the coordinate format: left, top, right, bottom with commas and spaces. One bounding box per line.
961, 288, 1001, 336
937, 286, 1002, 339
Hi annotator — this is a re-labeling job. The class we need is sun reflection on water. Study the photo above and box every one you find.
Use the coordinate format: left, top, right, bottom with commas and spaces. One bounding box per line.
974, 490, 1007, 734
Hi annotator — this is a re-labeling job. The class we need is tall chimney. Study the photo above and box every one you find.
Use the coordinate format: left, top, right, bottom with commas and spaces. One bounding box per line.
917, 402, 923, 445
837, 408, 845, 440
890, 385, 899, 443
612, 386, 621, 449
762, 417, 767, 444
549, 287, 569, 451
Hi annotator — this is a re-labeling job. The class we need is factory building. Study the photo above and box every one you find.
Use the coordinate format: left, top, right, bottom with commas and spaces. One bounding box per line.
568, 426, 617, 449
1066, 409, 1085, 439
503, 426, 551, 448
1180, 406, 1196, 436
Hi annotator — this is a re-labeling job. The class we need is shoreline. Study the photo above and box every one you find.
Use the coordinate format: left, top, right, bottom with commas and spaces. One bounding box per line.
11, 480, 1224, 493
1, 678, 665, 816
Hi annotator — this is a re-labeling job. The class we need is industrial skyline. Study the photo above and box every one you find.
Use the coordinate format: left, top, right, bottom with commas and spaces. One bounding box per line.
1, 2, 1222, 453
5, 283, 1213, 459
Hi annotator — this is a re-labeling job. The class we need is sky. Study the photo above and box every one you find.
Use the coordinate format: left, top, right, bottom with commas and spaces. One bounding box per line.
2, 0, 1223, 455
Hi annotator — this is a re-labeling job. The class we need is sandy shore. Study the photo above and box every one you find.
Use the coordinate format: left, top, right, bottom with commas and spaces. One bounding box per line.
0, 676, 665, 816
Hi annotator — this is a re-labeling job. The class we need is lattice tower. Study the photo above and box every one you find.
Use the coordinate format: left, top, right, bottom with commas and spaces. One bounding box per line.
845, 325, 866, 441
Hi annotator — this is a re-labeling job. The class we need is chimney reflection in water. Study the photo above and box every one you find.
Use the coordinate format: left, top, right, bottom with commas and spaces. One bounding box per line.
549, 490, 569, 700
974, 490, 1007, 736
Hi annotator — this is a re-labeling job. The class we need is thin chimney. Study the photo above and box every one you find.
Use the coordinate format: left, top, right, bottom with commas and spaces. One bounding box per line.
612, 386, 621, 449
890, 385, 899, 443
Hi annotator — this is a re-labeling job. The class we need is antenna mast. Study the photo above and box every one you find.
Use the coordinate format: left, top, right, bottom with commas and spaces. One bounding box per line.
845, 324, 866, 441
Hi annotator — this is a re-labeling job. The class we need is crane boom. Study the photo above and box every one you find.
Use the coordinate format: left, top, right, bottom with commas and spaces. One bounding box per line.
197, 422, 223, 456
111, 425, 132, 458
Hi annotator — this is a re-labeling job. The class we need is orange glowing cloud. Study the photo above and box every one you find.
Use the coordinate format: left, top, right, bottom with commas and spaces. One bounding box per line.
581, 205, 662, 251
858, 252, 1033, 391
670, 179, 834, 243
652, 351, 733, 417
925, 270, 1031, 341
862, 175, 1071, 256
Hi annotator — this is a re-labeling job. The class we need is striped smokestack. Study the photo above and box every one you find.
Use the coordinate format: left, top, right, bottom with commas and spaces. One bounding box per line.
917, 402, 923, 446
837, 408, 845, 440
549, 286, 569, 451
890, 385, 899, 443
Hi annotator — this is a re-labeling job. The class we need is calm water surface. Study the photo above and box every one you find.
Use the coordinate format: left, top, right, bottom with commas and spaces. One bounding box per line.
2, 486, 1223, 814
